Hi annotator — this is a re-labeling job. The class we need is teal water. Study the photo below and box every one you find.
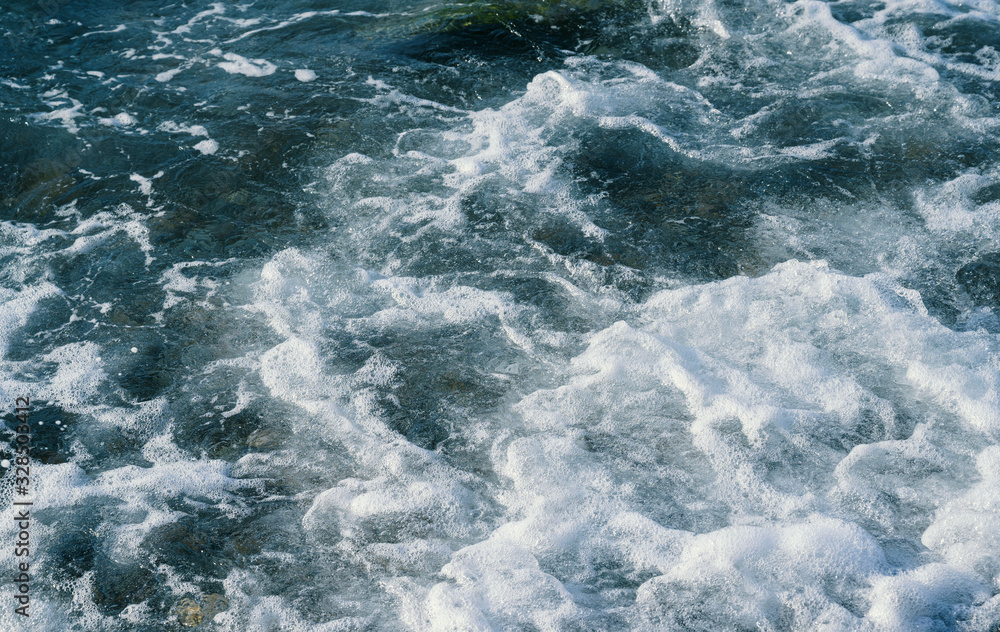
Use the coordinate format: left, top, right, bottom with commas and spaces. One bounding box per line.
3, 0, 1000, 629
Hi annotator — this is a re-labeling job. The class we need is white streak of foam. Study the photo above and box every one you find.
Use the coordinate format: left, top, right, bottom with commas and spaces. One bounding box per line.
0, 283, 63, 359
791, 0, 940, 84
223, 10, 350, 43
79, 24, 126, 38
155, 67, 184, 82
31, 97, 86, 134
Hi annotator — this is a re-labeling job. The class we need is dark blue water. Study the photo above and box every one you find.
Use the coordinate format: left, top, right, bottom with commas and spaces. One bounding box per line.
3, 0, 1000, 629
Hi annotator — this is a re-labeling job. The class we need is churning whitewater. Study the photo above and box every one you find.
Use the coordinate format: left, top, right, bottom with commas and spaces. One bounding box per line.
2, 0, 1000, 629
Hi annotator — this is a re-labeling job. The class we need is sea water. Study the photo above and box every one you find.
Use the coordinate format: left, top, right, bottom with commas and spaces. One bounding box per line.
2, 0, 1000, 629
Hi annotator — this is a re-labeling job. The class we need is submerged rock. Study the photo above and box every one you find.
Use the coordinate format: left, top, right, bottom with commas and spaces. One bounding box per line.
91, 562, 158, 614
246, 427, 283, 450
202, 594, 229, 624
957, 252, 1000, 307
175, 598, 203, 627
174, 593, 228, 627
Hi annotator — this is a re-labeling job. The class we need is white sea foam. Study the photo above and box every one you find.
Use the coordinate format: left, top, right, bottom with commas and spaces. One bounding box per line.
294, 69, 316, 82
213, 50, 277, 77
30, 97, 86, 134
224, 214, 1000, 627
0, 283, 63, 359
64, 203, 155, 266
100, 112, 135, 127
158, 121, 209, 137
155, 67, 184, 82
194, 139, 219, 155
244, 248, 995, 626
372, 260, 998, 629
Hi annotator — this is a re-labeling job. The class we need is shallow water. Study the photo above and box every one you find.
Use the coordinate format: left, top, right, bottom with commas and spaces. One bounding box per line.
2, 0, 1000, 630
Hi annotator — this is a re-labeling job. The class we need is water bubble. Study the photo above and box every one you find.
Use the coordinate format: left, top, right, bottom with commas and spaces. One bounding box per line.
294, 69, 317, 82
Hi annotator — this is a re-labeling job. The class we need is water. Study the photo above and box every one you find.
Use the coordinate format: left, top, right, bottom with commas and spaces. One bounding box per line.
2, 0, 1000, 629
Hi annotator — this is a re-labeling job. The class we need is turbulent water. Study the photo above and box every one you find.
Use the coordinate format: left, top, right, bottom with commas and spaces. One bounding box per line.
3, 0, 1000, 629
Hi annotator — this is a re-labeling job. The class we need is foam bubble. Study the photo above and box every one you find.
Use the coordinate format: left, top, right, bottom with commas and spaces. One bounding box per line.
213, 50, 277, 77
194, 139, 219, 155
